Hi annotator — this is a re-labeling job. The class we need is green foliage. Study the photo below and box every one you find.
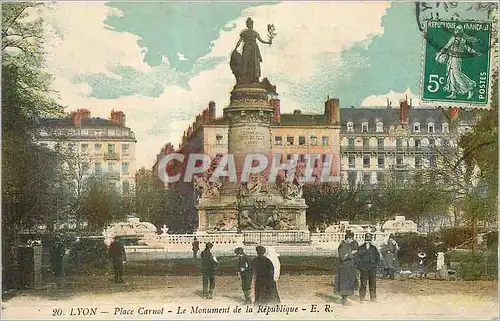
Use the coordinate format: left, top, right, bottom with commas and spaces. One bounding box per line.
393, 232, 438, 267
457, 251, 498, 281
484, 231, 498, 250
439, 227, 474, 249
68, 238, 109, 271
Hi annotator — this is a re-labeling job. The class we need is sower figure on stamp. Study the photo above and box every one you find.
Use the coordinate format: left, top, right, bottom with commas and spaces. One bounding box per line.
235, 247, 252, 304
252, 245, 275, 305
192, 237, 200, 259
108, 236, 126, 283
201, 242, 218, 299
357, 233, 380, 302
334, 231, 358, 306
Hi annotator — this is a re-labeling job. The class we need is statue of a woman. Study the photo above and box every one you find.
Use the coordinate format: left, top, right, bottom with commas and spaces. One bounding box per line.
233, 18, 272, 84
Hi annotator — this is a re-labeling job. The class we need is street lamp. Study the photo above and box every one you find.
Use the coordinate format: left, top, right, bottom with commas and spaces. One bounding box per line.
367, 199, 372, 224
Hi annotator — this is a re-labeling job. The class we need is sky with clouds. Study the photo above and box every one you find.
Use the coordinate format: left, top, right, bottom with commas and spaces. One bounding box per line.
41, 1, 492, 168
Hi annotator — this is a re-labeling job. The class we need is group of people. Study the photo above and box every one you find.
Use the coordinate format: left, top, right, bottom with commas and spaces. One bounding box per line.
334, 231, 399, 305
198, 241, 281, 304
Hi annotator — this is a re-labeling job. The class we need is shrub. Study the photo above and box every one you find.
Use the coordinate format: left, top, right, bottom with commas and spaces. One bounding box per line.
439, 227, 474, 249
457, 251, 498, 281
484, 231, 498, 250
68, 237, 109, 272
394, 232, 438, 268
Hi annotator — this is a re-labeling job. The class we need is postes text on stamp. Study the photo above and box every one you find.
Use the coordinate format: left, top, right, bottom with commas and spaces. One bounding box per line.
421, 19, 492, 107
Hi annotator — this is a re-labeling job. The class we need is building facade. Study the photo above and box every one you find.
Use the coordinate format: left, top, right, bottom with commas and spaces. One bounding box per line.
339, 101, 479, 188
36, 109, 137, 193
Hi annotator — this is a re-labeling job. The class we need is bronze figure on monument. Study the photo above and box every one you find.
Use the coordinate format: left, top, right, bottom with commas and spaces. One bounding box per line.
231, 18, 276, 84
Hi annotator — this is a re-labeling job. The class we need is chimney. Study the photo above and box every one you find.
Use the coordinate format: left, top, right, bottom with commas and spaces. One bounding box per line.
79, 108, 91, 120
449, 107, 460, 122
110, 110, 126, 126
208, 101, 216, 121
324, 97, 340, 124
270, 98, 280, 122
399, 99, 410, 123
71, 111, 82, 127
202, 109, 209, 124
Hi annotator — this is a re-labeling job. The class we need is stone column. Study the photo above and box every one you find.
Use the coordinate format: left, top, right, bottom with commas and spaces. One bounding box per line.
224, 85, 274, 182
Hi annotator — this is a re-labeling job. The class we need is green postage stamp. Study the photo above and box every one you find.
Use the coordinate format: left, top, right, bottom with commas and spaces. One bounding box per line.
421, 19, 493, 107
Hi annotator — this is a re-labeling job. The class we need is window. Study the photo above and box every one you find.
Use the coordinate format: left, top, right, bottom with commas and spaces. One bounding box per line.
363, 138, 370, 148
81, 143, 88, 153
95, 162, 102, 174
363, 173, 371, 185
108, 162, 114, 172
68, 143, 75, 152
396, 156, 403, 166
348, 137, 355, 149
121, 162, 129, 174
442, 138, 450, 148
414, 139, 421, 150
428, 122, 435, 133
361, 122, 369, 133
310, 136, 317, 145
275, 136, 283, 145
108, 144, 115, 153
377, 156, 385, 168
376, 122, 384, 133
363, 155, 370, 168
347, 122, 354, 132
415, 156, 422, 169
286, 154, 292, 160
377, 138, 384, 148
122, 181, 130, 194
216, 134, 223, 145
429, 138, 435, 147
82, 162, 90, 174
348, 171, 357, 188
348, 156, 355, 168
396, 138, 403, 149
442, 123, 449, 134
94, 143, 101, 152
299, 136, 306, 146
322, 154, 328, 163
286, 136, 294, 146
299, 154, 305, 162
413, 122, 421, 132
429, 155, 437, 167
322, 136, 329, 146
55, 143, 62, 151
377, 172, 385, 184
122, 144, 129, 154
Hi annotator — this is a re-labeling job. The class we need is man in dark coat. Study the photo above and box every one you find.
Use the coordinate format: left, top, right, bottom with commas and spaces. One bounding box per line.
252, 245, 275, 304
201, 242, 218, 299
192, 237, 200, 258
235, 247, 252, 304
51, 235, 65, 277
357, 233, 380, 302
334, 231, 358, 305
383, 234, 399, 279
108, 237, 126, 283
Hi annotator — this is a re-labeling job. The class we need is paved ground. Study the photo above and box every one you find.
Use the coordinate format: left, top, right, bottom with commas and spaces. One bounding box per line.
2, 275, 498, 320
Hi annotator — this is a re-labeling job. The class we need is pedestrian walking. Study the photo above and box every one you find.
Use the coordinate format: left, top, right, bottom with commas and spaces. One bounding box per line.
234, 247, 252, 304
252, 245, 275, 304
357, 233, 380, 302
383, 234, 399, 279
417, 251, 427, 278
192, 237, 200, 258
108, 237, 126, 283
265, 247, 281, 303
201, 242, 218, 299
334, 231, 358, 305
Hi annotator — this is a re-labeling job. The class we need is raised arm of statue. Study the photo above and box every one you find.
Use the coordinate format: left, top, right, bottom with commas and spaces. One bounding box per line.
256, 32, 271, 45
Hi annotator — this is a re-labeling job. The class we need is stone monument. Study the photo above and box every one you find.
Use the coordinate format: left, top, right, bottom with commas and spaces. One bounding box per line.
195, 19, 308, 240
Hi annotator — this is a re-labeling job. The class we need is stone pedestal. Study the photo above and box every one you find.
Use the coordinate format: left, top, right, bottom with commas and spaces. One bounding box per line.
195, 82, 308, 241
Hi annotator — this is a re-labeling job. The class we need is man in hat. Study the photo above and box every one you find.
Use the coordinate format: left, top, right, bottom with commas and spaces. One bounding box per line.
357, 233, 380, 302
235, 247, 252, 304
108, 236, 126, 283
192, 237, 200, 259
201, 242, 218, 299
252, 245, 275, 304
334, 230, 358, 305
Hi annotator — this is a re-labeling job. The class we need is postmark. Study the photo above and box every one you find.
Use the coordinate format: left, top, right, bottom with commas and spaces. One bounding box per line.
420, 19, 493, 107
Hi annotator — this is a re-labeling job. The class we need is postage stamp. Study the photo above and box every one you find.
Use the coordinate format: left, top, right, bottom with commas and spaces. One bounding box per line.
421, 19, 493, 107
2, 1, 499, 321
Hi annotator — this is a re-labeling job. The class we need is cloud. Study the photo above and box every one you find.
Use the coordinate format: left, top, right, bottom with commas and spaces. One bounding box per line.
43, 2, 150, 78
177, 52, 189, 61
360, 88, 421, 107
44, 2, 391, 168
